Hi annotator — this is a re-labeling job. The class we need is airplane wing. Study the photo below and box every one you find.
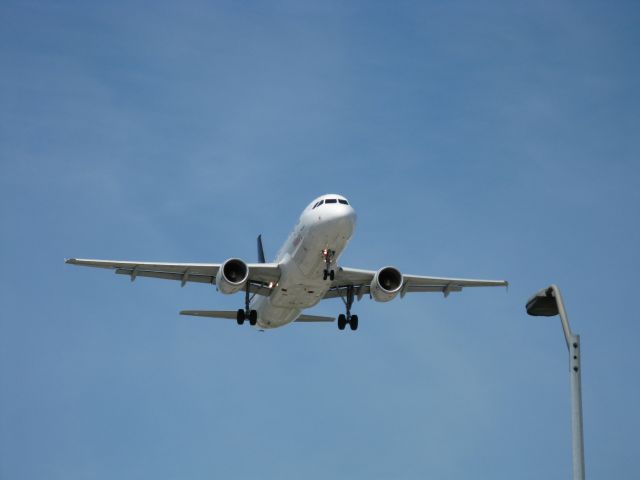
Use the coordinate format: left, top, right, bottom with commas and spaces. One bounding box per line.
180, 310, 334, 323
65, 258, 280, 295
324, 266, 507, 300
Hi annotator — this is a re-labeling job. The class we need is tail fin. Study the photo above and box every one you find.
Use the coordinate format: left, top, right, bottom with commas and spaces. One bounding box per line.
257, 234, 266, 263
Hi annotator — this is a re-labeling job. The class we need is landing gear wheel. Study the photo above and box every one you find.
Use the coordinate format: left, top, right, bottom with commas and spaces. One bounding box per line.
236, 309, 245, 325
323, 269, 335, 281
249, 310, 258, 326
338, 286, 359, 332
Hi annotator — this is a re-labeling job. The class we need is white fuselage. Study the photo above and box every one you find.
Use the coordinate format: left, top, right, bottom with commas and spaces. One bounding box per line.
252, 194, 356, 329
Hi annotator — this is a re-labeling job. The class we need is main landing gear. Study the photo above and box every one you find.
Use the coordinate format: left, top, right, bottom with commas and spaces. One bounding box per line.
337, 285, 359, 331
237, 285, 257, 326
322, 248, 335, 281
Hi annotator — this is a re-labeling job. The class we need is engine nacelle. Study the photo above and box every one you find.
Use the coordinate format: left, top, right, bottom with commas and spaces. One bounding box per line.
216, 258, 249, 294
370, 266, 403, 302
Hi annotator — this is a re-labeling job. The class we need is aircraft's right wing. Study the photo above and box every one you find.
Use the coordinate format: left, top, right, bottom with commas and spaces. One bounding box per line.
65, 258, 280, 295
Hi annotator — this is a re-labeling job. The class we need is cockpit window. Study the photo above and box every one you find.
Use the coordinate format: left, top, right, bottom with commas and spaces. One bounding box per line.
325, 199, 337, 204
312, 200, 324, 209
338, 199, 348, 205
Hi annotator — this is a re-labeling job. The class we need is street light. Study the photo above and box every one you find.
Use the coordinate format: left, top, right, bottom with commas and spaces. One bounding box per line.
526, 285, 585, 480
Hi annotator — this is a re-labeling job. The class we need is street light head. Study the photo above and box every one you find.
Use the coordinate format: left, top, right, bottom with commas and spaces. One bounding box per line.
526, 287, 559, 316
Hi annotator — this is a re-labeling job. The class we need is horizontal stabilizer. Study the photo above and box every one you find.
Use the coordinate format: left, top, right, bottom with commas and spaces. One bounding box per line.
180, 310, 237, 319
295, 314, 334, 322
180, 310, 334, 323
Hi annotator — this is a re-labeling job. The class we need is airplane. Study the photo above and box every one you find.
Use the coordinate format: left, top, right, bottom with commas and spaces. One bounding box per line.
65, 193, 507, 331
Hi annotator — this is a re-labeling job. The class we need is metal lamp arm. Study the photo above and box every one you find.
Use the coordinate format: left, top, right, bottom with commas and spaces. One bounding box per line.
549, 284, 574, 350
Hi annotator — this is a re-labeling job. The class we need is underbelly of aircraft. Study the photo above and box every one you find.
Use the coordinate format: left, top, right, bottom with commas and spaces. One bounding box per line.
255, 217, 353, 328
257, 303, 301, 328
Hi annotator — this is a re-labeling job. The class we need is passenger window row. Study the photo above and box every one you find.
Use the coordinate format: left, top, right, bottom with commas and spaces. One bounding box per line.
312, 198, 349, 209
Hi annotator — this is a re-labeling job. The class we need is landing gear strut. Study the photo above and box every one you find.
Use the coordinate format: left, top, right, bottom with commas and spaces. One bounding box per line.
237, 284, 258, 326
322, 248, 335, 281
337, 285, 359, 331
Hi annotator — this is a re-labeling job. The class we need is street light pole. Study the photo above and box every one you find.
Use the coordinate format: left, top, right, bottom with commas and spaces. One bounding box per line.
526, 285, 585, 480
550, 285, 585, 480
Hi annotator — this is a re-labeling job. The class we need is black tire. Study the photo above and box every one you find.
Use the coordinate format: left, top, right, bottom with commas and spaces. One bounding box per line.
329, 270, 335, 281
236, 309, 245, 325
338, 314, 346, 330
249, 310, 257, 326
323, 270, 328, 280
349, 315, 359, 331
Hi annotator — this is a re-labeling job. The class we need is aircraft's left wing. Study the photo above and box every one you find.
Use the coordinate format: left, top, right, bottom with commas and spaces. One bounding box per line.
65, 258, 280, 295
325, 266, 507, 300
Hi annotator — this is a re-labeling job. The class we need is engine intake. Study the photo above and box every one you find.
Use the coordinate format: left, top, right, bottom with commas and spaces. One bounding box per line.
216, 258, 249, 294
370, 266, 403, 302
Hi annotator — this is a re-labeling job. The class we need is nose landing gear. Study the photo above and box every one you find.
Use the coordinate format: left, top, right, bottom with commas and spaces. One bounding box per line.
322, 248, 335, 281
337, 285, 359, 331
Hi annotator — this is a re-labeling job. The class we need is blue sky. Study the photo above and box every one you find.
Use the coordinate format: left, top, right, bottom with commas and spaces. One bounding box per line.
1, 1, 639, 478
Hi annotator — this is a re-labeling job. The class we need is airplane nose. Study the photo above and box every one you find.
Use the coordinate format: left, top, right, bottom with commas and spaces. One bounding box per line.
344, 207, 357, 229
322, 205, 356, 233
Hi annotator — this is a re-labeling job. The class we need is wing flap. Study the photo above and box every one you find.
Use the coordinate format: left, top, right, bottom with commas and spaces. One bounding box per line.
405, 285, 463, 293
115, 269, 214, 284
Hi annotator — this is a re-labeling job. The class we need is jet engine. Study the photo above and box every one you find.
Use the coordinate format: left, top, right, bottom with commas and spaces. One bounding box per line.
370, 266, 403, 302
216, 258, 249, 294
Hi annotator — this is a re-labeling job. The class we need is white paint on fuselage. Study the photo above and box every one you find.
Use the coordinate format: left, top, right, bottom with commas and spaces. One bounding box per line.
252, 194, 356, 329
